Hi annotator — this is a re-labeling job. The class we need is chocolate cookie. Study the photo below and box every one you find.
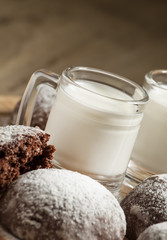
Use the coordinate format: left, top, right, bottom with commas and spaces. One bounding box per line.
121, 174, 167, 240
0, 125, 55, 190
0, 169, 126, 240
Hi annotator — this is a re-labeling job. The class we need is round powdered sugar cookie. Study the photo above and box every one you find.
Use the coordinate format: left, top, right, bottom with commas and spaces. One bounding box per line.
121, 174, 167, 240
0, 169, 126, 240
137, 222, 167, 240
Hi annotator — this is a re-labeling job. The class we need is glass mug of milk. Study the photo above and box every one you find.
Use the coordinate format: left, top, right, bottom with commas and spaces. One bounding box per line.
127, 69, 167, 184
16, 66, 148, 195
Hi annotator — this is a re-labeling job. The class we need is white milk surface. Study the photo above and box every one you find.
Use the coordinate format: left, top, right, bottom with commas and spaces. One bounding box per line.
45, 80, 142, 177
132, 86, 167, 172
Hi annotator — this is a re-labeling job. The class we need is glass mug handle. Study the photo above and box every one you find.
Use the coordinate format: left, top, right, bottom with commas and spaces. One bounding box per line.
16, 69, 59, 126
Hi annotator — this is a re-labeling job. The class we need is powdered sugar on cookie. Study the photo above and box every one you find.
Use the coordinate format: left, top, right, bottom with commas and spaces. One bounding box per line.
0, 169, 126, 240
0, 125, 46, 145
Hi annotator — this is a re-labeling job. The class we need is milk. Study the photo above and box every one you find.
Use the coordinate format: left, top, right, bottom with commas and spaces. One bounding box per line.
45, 80, 143, 178
132, 85, 167, 172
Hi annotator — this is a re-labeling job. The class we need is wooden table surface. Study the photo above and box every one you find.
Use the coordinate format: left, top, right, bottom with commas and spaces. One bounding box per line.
0, 0, 167, 97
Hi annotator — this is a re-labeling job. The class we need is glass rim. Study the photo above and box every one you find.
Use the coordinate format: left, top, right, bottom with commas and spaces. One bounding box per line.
63, 66, 148, 105
145, 69, 167, 91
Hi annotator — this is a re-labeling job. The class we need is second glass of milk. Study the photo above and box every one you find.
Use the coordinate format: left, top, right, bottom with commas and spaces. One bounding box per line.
16, 67, 148, 195
128, 70, 167, 183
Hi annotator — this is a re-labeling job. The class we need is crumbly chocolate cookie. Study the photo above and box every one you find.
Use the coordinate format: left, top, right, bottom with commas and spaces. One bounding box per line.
0, 125, 55, 190
0, 169, 126, 240
121, 174, 167, 240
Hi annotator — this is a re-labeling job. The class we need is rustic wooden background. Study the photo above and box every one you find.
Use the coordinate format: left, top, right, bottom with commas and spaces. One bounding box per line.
0, 0, 167, 97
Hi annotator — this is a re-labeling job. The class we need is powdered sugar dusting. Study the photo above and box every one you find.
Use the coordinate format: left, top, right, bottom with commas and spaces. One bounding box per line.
0, 169, 126, 240
137, 222, 167, 240
0, 125, 45, 145
30, 85, 56, 130
35, 85, 56, 112
11, 85, 56, 130
121, 174, 167, 239
154, 174, 167, 181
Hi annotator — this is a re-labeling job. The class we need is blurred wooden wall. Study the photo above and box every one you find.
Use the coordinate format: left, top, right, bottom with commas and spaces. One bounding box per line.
0, 0, 166, 96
